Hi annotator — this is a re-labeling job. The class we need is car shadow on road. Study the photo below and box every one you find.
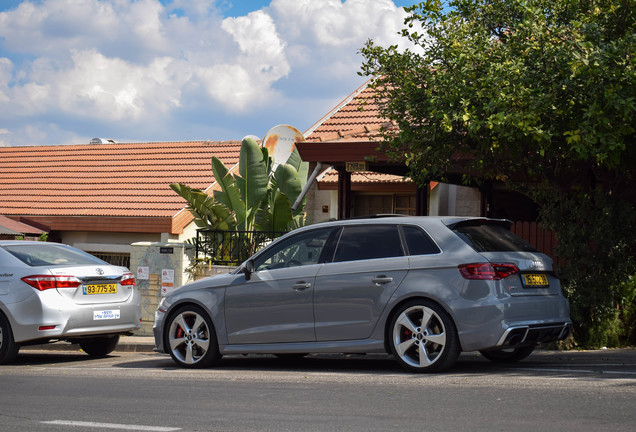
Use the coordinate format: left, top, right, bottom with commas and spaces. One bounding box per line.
112, 352, 501, 375
9, 351, 94, 366
111, 350, 636, 381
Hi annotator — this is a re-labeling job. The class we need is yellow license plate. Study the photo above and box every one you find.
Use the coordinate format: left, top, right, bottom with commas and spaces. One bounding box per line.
84, 284, 117, 295
522, 273, 549, 287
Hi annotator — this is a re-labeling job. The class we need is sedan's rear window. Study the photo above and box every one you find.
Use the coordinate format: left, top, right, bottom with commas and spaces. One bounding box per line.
2, 243, 106, 267
451, 222, 537, 252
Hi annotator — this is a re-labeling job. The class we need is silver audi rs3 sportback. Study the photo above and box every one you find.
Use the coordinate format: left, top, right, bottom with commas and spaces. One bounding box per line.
154, 216, 571, 373
0, 241, 142, 363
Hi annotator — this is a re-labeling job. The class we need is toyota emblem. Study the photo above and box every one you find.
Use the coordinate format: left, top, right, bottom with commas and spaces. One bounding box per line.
96, 268, 104, 275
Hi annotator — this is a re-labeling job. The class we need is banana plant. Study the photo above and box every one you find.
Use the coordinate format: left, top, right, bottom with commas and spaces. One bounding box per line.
169, 183, 235, 230
171, 136, 309, 235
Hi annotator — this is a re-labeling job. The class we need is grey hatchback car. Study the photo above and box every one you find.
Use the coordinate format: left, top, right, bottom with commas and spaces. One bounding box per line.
0, 241, 142, 363
154, 216, 571, 372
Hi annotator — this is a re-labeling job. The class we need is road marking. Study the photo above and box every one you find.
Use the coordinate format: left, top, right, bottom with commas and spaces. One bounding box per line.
41, 420, 180, 431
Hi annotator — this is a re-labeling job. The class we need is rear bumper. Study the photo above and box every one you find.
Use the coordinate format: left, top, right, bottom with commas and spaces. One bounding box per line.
10, 289, 142, 344
496, 322, 571, 347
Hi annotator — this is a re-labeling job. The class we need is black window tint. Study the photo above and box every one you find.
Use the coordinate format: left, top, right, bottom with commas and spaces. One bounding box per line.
253, 228, 334, 271
452, 222, 537, 252
333, 225, 404, 262
402, 226, 440, 255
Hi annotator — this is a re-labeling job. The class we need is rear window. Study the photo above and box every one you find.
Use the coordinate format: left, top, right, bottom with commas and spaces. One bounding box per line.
451, 222, 537, 253
2, 243, 106, 267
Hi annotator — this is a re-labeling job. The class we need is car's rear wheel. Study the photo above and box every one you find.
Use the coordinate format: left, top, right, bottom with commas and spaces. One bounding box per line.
165, 305, 220, 368
479, 345, 535, 363
389, 300, 460, 373
0, 313, 20, 364
79, 335, 120, 356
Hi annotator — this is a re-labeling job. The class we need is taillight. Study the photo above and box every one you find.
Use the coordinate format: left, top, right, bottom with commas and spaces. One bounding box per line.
120, 272, 136, 286
22, 275, 82, 291
458, 263, 519, 280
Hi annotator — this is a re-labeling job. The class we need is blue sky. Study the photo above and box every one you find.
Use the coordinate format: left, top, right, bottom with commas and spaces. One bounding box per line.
0, 0, 420, 146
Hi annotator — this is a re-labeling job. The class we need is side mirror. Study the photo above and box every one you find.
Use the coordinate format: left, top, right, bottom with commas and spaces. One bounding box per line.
242, 259, 254, 280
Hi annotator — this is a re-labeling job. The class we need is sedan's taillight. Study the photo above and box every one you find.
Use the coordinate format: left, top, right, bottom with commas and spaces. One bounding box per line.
120, 272, 136, 286
21, 275, 82, 291
458, 263, 519, 280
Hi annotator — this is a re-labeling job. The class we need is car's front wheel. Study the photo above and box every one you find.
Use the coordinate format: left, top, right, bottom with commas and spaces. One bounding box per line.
389, 299, 460, 373
165, 305, 220, 368
79, 335, 120, 356
0, 313, 19, 364
479, 345, 535, 363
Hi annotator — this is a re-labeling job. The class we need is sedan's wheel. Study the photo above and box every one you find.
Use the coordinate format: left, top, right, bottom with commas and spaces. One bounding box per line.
389, 300, 460, 373
479, 345, 535, 363
79, 335, 120, 356
166, 305, 220, 368
0, 313, 20, 364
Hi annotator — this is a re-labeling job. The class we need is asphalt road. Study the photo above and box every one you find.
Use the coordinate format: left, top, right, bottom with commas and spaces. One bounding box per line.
0, 349, 634, 432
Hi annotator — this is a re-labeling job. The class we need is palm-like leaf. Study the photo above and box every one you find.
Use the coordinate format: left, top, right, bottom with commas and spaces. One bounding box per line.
211, 156, 245, 225
170, 183, 235, 229
235, 137, 269, 230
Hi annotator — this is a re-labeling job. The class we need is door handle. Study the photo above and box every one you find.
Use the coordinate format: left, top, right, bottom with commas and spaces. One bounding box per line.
292, 282, 311, 291
372, 275, 393, 285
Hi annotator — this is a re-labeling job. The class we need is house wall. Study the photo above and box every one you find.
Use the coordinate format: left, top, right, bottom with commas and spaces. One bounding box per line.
306, 187, 338, 224
429, 183, 481, 216
60, 231, 163, 254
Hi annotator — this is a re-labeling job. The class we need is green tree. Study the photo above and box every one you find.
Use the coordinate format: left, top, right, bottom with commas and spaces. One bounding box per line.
360, 0, 636, 346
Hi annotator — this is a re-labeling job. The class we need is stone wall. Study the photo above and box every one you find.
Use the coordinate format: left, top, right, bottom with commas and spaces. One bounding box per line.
130, 241, 194, 336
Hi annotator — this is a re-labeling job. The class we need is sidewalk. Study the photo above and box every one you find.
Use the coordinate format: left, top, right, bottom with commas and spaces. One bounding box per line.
21, 335, 156, 353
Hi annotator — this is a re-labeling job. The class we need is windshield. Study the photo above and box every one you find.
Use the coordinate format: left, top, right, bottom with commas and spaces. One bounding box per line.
2, 243, 106, 267
451, 221, 537, 253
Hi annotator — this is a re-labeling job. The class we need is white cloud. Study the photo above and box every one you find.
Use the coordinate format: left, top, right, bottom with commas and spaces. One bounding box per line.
0, 0, 411, 146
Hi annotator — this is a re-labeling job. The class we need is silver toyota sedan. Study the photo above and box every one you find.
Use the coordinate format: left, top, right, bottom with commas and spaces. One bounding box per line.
153, 216, 571, 372
0, 241, 142, 363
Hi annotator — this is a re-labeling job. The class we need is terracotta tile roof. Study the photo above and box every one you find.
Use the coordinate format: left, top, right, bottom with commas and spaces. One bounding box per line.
316, 167, 410, 187
0, 214, 44, 235
304, 78, 395, 143
0, 141, 242, 232
304, 79, 408, 187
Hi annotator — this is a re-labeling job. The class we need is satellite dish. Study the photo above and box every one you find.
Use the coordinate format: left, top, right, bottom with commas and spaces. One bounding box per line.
262, 125, 304, 168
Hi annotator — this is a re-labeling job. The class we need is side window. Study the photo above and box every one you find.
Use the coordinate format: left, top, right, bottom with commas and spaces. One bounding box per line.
253, 228, 334, 271
402, 225, 441, 255
333, 225, 404, 262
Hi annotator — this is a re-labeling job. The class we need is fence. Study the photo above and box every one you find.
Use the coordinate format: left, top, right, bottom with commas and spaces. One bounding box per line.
510, 221, 561, 265
195, 229, 287, 265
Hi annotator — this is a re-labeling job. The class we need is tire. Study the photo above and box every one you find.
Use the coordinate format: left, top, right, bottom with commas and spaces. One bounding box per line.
479, 345, 535, 363
0, 313, 20, 364
165, 305, 221, 368
388, 299, 460, 373
79, 335, 120, 356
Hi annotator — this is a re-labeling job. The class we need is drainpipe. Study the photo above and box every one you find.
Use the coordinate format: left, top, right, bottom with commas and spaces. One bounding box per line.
292, 162, 325, 211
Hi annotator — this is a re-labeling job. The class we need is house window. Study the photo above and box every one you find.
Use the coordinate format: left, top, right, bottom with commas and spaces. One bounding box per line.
352, 194, 416, 216
395, 195, 417, 215
89, 252, 131, 268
